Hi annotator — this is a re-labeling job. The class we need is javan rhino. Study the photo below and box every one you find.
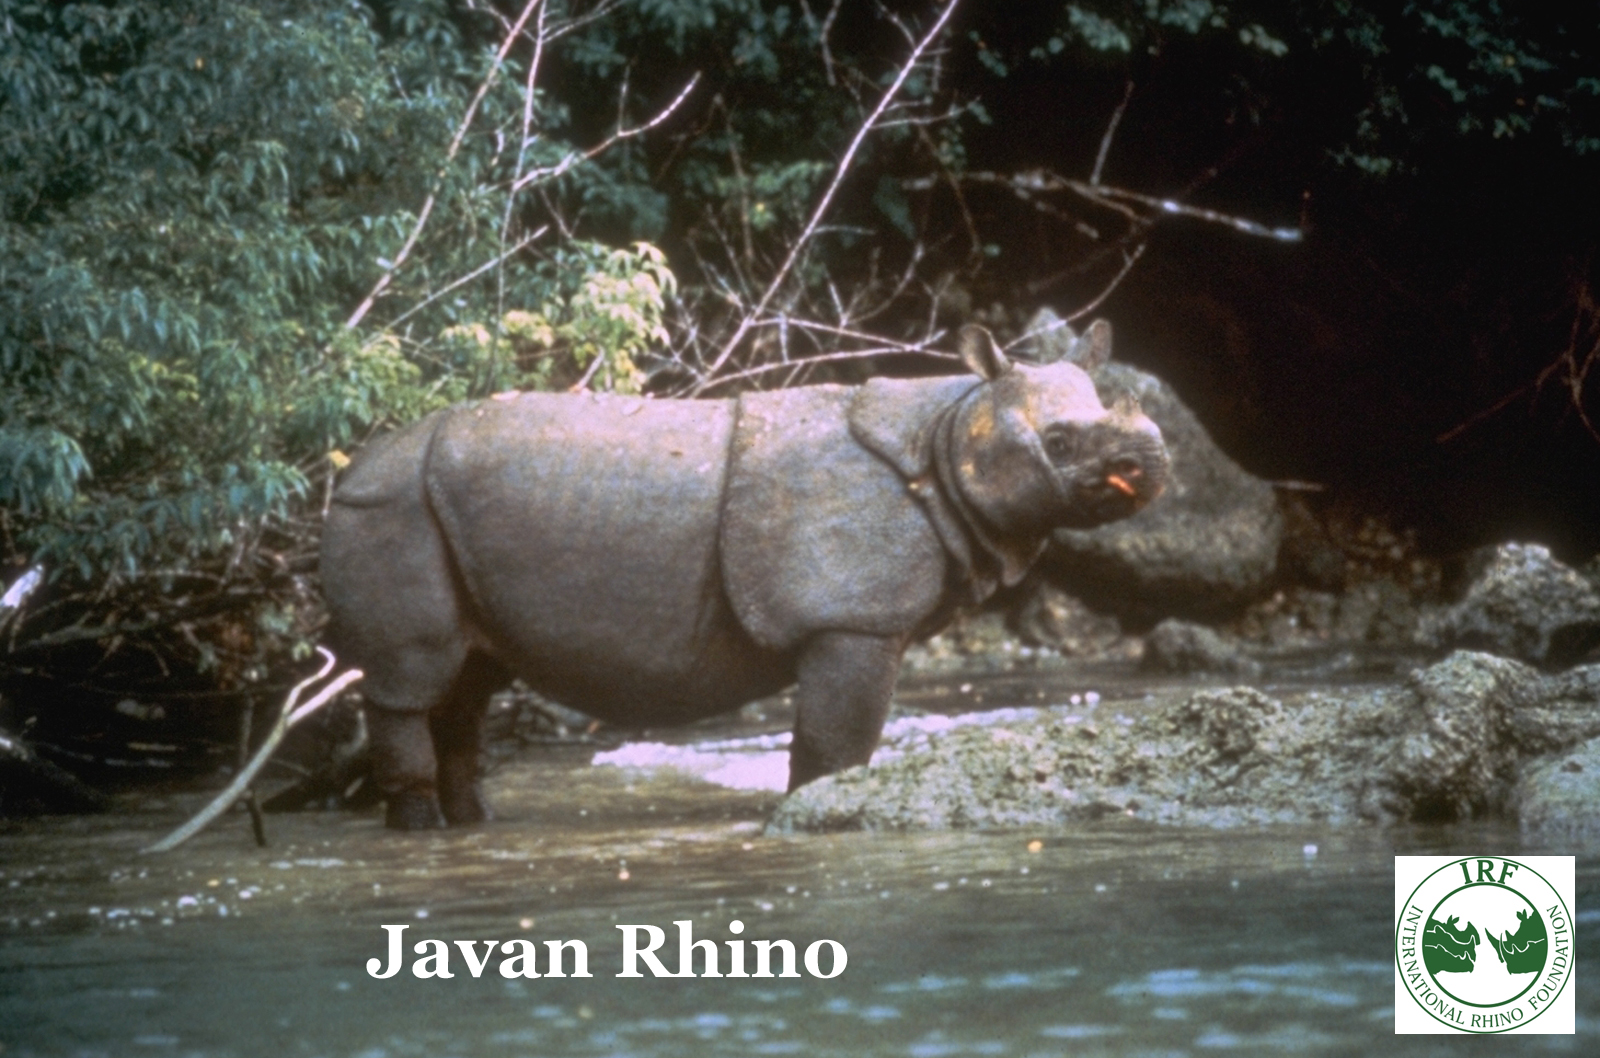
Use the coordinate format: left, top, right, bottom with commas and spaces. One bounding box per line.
321, 322, 1167, 828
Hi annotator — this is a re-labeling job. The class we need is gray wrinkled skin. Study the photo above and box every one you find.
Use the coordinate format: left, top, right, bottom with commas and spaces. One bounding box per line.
321, 324, 1169, 828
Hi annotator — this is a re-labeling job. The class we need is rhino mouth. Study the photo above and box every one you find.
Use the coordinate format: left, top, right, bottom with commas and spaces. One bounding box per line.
1061, 434, 1168, 527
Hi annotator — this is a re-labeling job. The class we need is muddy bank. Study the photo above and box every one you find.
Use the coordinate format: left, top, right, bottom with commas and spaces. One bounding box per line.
770, 651, 1600, 833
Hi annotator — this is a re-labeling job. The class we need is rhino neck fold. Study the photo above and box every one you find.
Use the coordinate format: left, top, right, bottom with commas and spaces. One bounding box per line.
843, 376, 1043, 604
930, 400, 1048, 596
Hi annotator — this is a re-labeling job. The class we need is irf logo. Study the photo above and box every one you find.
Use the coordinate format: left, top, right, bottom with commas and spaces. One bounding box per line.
1394, 856, 1574, 1034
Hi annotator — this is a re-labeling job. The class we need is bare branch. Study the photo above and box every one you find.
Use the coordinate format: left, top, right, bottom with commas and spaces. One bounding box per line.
511, 73, 702, 194
1065, 242, 1146, 322
1439, 270, 1600, 444
496, 0, 553, 323
1091, 80, 1134, 187
706, 337, 961, 390
345, 0, 547, 331
692, 0, 964, 394
799, 0, 844, 85
1080, 182, 1303, 241
912, 168, 1301, 243
392, 228, 548, 331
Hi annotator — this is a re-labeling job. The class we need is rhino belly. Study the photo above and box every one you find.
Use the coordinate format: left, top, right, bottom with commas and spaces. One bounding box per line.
425, 392, 789, 719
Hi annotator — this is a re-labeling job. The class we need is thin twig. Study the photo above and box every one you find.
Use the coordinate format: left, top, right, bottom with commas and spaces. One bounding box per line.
236, 698, 266, 847
1091, 80, 1134, 187
570, 347, 608, 391
344, 0, 546, 331
1066, 243, 1146, 322
511, 74, 701, 194
910, 168, 1302, 242
1080, 182, 1302, 241
704, 343, 961, 390
391, 229, 548, 331
692, 0, 963, 393
496, 0, 552, 326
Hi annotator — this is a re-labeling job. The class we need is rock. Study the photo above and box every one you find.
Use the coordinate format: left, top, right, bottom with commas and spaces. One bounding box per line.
1513, 737, 1600, 837
768, 685, 1352, 832
901, 612, 1059, 674
1275, 494, 1347, 592
1419, 543, 1600, 666
1334, 578, 1421, 646
1370, 651, 1539, 822
1501, 663, 1600, 756
1007, 581, 1124, 656
1023, 309, 1282, 623
1142, 618, 1262, 677
768, 651, 1600, 833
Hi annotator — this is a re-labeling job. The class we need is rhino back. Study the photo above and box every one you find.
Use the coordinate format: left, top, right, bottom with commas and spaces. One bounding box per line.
424, 392, 756, 711
327, 407, 450, 508
722, 386, 949, 650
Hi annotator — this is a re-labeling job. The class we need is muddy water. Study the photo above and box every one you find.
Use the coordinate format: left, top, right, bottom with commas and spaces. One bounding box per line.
3, 663, 1598, 1056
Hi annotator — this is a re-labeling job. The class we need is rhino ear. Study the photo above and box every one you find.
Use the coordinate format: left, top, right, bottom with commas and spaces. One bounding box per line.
957, 324, 1010, 380
1073, 318, 1113, 371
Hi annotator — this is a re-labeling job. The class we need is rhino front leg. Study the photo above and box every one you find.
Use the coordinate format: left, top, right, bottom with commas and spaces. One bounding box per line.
787, 631, 905, 791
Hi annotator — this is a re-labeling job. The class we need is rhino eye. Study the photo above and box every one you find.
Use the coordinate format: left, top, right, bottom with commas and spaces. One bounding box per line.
1043, 431, 1075, 463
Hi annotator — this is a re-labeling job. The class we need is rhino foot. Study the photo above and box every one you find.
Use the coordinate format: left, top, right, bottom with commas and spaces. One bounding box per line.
440, 785, 493, 826
384, 789, 447, 830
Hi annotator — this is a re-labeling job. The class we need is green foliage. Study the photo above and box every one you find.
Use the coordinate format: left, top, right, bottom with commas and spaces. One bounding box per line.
432, 241, 676, 397
1319, 1, 1600, 165
1007, 2, 1599, 170
0, 0, 677, 586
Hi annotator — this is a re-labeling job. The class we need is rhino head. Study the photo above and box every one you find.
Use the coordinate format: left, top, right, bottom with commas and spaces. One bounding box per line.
947, 320, 1167, 532
922, 320, 1167, 587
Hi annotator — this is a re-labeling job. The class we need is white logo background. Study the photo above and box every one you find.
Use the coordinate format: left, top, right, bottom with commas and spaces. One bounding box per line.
1394, 855, 1575, 1034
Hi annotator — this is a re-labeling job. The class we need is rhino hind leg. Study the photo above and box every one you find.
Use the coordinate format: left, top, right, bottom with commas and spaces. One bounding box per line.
362, 654, 509, 830
787, 631, 904, 791
430, 654, 510, 825
366, 706, 447, 830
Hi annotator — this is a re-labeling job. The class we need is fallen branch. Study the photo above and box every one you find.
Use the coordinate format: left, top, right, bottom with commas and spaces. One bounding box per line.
141, 648, 362, 854
0, 725, 110, 813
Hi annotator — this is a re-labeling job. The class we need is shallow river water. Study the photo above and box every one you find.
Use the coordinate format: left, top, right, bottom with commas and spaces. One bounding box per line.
3, 663, 1597, 1056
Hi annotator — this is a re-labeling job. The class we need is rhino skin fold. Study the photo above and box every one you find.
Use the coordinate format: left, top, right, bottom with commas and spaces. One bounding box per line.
320, 323, 1168, 829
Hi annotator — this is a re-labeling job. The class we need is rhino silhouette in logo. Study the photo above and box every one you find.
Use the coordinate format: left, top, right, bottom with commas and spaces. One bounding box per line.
1422, 915, 1480, 974
1487, 908, 1548, 975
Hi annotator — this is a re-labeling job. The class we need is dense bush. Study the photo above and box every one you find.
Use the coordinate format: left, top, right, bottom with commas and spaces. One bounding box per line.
0, 0, 680, 764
